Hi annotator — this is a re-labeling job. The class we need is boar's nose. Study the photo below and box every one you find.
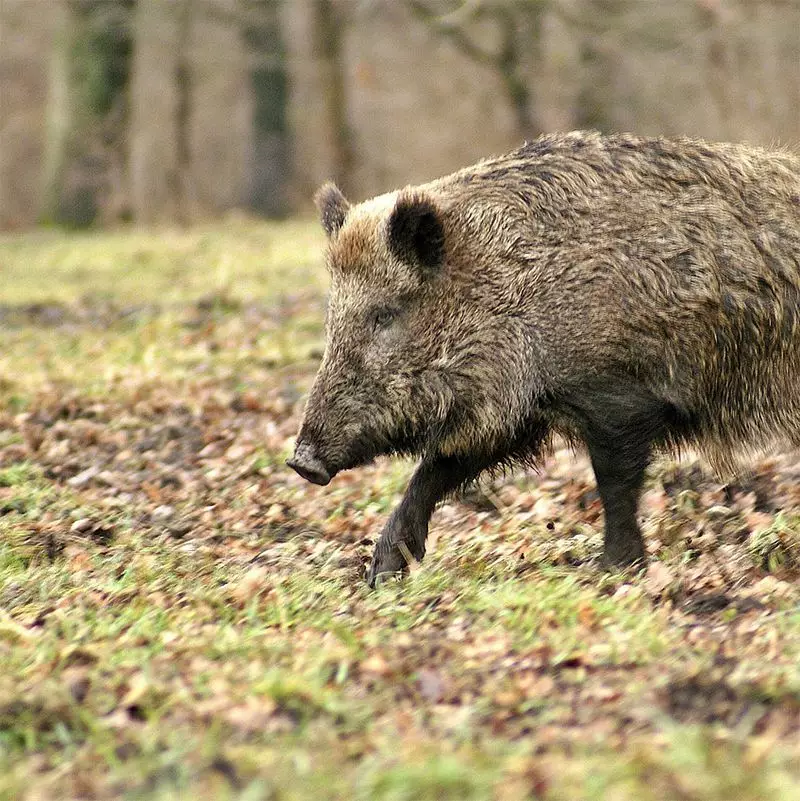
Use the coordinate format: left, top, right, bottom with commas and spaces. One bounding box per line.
287, 441, 331, 486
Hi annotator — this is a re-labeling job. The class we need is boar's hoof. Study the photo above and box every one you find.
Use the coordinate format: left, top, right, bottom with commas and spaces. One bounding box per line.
367, 547, 410, 588
601, 540, 646, 571
367, 535, 426, 588
367, 514, 426, 588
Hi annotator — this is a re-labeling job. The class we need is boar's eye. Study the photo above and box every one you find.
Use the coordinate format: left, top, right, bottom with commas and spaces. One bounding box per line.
371, 307, 396, 331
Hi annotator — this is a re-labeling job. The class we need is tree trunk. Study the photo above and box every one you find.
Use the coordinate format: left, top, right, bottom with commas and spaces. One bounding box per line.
574, 0, 623, 132
173, 0, 193, 225
129, 0, 187, 224
41, 0, 134, 226
405, 1, 542, 142
41, 1, 75, 225
310, 0, 354, 194
240, 0, 290, 217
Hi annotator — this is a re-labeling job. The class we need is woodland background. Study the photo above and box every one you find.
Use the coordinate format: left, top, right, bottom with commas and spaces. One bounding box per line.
1, 0, 799, 231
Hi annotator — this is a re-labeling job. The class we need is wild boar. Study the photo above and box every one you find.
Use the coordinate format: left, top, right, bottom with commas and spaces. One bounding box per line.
287, 131, 800, 586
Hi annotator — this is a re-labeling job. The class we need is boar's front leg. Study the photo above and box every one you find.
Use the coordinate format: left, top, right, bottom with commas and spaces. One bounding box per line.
367, 456, 485, 587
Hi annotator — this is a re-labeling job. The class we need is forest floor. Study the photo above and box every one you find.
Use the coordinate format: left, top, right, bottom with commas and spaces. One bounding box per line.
1, 221, 799, 801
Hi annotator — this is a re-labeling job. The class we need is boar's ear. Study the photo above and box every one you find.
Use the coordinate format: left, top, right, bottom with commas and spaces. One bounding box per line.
314, 182, 350, 237
387, 193, 445, 273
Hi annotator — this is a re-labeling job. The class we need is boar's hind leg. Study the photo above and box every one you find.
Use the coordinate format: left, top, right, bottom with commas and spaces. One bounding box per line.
577, 389, 676, 568
587, 437, 649, 568
367, 456, 487, 587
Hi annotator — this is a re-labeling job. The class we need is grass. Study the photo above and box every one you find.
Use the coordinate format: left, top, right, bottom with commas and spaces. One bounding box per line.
0, 219, 799, 800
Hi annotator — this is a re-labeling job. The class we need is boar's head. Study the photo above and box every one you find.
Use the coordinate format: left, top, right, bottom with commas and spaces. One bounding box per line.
288, 182, 528, 485
287, 181, 461, 484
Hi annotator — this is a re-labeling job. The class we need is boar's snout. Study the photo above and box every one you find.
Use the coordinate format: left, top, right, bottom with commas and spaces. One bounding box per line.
287, 440, 332, 486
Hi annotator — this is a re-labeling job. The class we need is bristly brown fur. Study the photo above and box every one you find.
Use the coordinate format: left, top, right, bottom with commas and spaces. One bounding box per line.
291, 130, 800, 578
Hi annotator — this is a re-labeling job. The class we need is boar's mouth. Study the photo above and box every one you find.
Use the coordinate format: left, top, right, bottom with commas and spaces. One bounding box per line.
288, 422, 434, 486
286, 447, 332, 485
287, 434, 378, 486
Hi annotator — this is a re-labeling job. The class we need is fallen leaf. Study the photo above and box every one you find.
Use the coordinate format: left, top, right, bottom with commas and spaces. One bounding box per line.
644, 561, 674, 597
67, 466, 100, 487
230, 566, 269, 605
577, 601, 598, 629
418, 668, 446, 702
360, 653, 391, 677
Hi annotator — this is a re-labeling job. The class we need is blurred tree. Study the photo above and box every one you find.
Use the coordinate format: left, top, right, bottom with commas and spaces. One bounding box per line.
239, 0, 290, 217
697, 0, 734, 139
129, 0, 188, 224
3, 0, 797, 229
310, 0, 354, 195
129, 0, 286, 223
572, 0, 623, 132
42, 0, 134, 227
175, 0, 193, 225
405, 0, 544, 139
41, 2, 73, 225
